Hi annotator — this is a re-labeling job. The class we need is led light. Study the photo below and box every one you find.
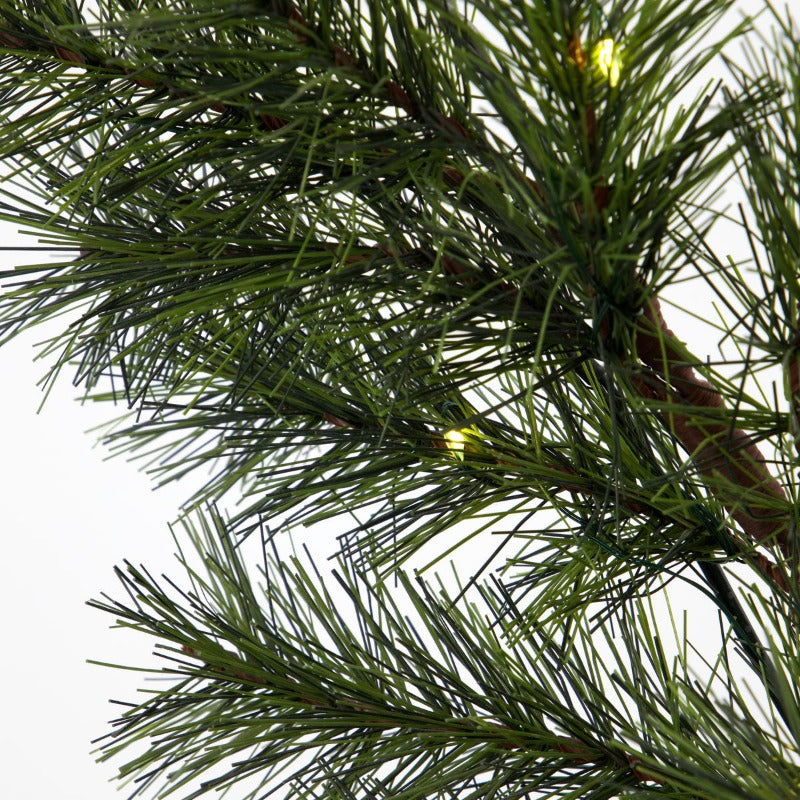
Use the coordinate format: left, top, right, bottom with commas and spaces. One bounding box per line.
443, 425, 483, 462
593, 38, 621, 87
444, 428, 467, 460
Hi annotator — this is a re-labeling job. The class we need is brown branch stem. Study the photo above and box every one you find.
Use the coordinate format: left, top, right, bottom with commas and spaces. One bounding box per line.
2, 3, 467, 140
179, 644, 663, 786
635, 297, 790, 555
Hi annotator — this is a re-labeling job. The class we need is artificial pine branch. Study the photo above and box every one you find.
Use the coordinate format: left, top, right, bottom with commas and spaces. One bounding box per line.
3, 0, 800, 798
88, 511, 795, 798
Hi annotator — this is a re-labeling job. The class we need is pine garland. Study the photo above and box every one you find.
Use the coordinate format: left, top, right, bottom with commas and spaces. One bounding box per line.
2, 0, 800, 798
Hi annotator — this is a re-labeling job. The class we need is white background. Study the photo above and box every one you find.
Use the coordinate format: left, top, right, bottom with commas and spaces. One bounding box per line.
0, 309, 191, 798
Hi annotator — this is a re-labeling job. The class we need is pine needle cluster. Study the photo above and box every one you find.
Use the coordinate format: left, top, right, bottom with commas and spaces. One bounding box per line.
2, 0, 800, 797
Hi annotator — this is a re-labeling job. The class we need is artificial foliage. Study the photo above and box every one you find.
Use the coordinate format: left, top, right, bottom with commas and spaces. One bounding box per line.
2, 0, 800, 797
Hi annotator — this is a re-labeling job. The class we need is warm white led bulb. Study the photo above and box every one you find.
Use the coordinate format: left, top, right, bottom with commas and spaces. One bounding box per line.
593, 38, 621, 87
444, 428, 466, 459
